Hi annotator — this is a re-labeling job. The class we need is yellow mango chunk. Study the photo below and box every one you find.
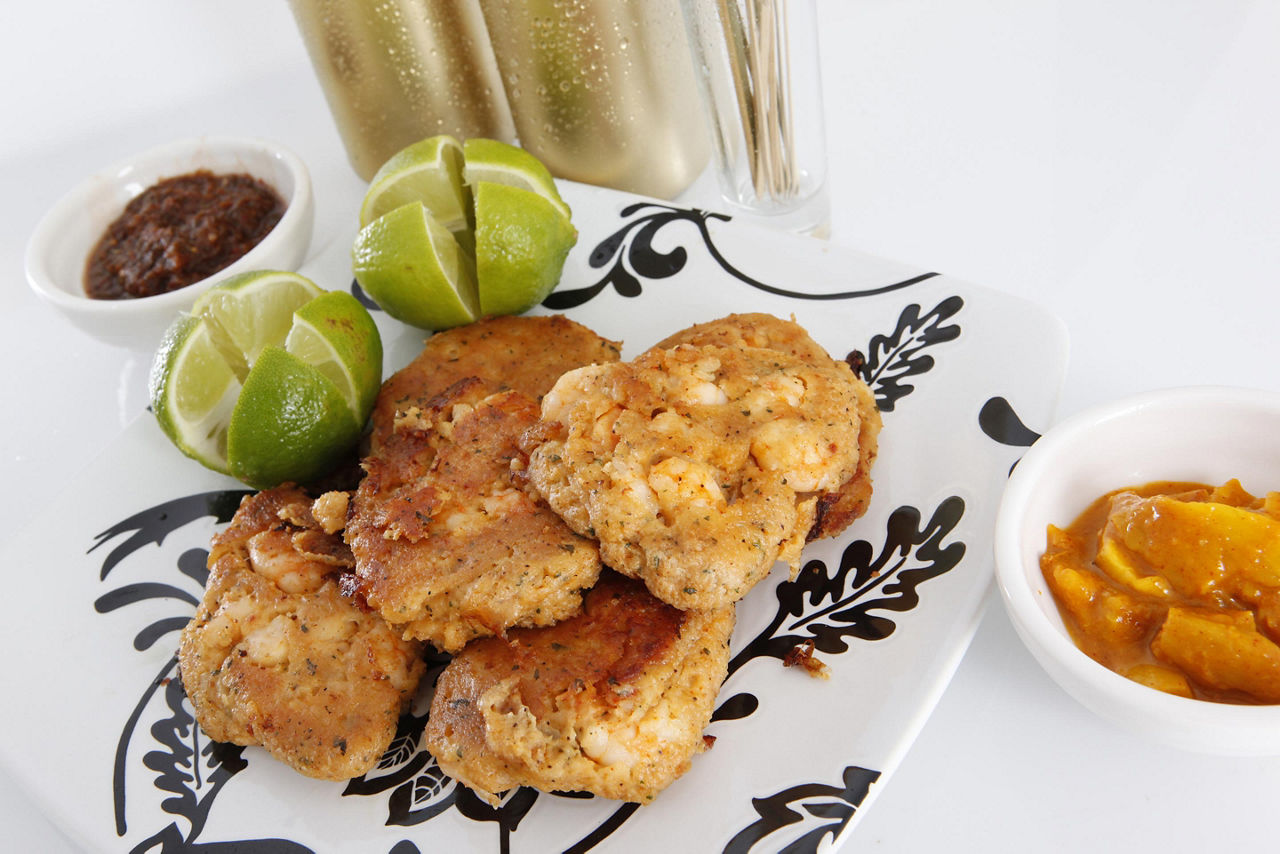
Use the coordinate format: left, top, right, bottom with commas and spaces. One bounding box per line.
1125, 664, 1193, 698
1043, 528, 1165, 653
1151, 607, 1280, 703
1108, 492, 1280, 605
1094, 534, 1174, 599
1264, 491, 1280, 521
1208, 478, 1256, 506
1257, 588, 1280, 645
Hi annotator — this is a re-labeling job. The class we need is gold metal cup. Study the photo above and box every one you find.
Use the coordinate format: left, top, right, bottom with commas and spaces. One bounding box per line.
477, 0, 710, 200
288, 0, 516, 181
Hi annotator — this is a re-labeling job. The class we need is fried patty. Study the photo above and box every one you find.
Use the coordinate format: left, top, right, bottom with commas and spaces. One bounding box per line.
371, 315, 622, 456
178, 486, 424, 781
525, 320, 869, 611
652, 313, 881, 539
425, 570, 733, 804
345, 382, 601, 652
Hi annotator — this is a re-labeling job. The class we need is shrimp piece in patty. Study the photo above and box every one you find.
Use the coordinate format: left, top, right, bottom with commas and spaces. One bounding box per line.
651, 312, 881, 539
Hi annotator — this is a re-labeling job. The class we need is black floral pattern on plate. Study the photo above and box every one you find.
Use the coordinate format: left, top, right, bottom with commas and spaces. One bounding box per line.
544, 203, 939, 310
87, 200, 1008, 852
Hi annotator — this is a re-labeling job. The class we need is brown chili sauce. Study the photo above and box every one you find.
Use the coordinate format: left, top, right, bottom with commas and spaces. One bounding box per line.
84, 170, 285, 300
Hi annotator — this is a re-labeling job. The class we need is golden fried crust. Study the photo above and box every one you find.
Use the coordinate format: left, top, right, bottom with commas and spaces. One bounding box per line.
346, 387, 601, 652
651, 312, 833, 362
371, 315, 622, 455
808, 371, 879, 539
653, 313, 881, 541
425, 571, 734, 804
526, 340, 865, 610
178, 486, 424, 781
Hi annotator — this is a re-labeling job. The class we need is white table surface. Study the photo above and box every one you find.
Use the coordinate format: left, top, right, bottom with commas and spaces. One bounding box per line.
3, 1, 1277, 850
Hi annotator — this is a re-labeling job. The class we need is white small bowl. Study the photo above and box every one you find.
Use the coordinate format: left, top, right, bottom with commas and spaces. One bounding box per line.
25, 136, 314, 350
994, 385, 1280, 755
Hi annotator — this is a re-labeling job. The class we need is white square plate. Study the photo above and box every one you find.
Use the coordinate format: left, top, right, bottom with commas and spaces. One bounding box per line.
0, 182, 1067, 853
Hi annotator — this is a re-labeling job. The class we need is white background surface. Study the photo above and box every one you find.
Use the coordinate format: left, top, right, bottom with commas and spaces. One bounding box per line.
2, 1, 1277, 850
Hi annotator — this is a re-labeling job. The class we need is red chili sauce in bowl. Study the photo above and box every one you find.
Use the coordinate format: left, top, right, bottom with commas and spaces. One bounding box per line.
84, 170, 285, 300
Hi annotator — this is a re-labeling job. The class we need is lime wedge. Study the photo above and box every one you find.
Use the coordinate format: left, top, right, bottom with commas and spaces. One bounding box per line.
473, 182, 577, 316
227, 346, 362, 489
360, 135, 468, 232
192, 270, 322, 372
353, 137, 577, 331
149, 271, 384, 488
463, 137, 571, 219
351, 201, 479, 330
286, 290, 384, 417
149, 313, 240, 474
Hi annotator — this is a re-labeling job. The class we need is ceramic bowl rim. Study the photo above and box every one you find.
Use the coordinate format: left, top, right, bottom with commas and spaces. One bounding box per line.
993, 384, 1280, 753
23, 135, 313, 345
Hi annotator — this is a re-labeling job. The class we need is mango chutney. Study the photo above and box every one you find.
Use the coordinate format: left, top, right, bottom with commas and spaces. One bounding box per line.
1041, 479, 1280, 704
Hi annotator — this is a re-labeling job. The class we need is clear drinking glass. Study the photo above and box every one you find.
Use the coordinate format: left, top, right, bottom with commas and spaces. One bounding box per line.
681, 0, 830, 236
